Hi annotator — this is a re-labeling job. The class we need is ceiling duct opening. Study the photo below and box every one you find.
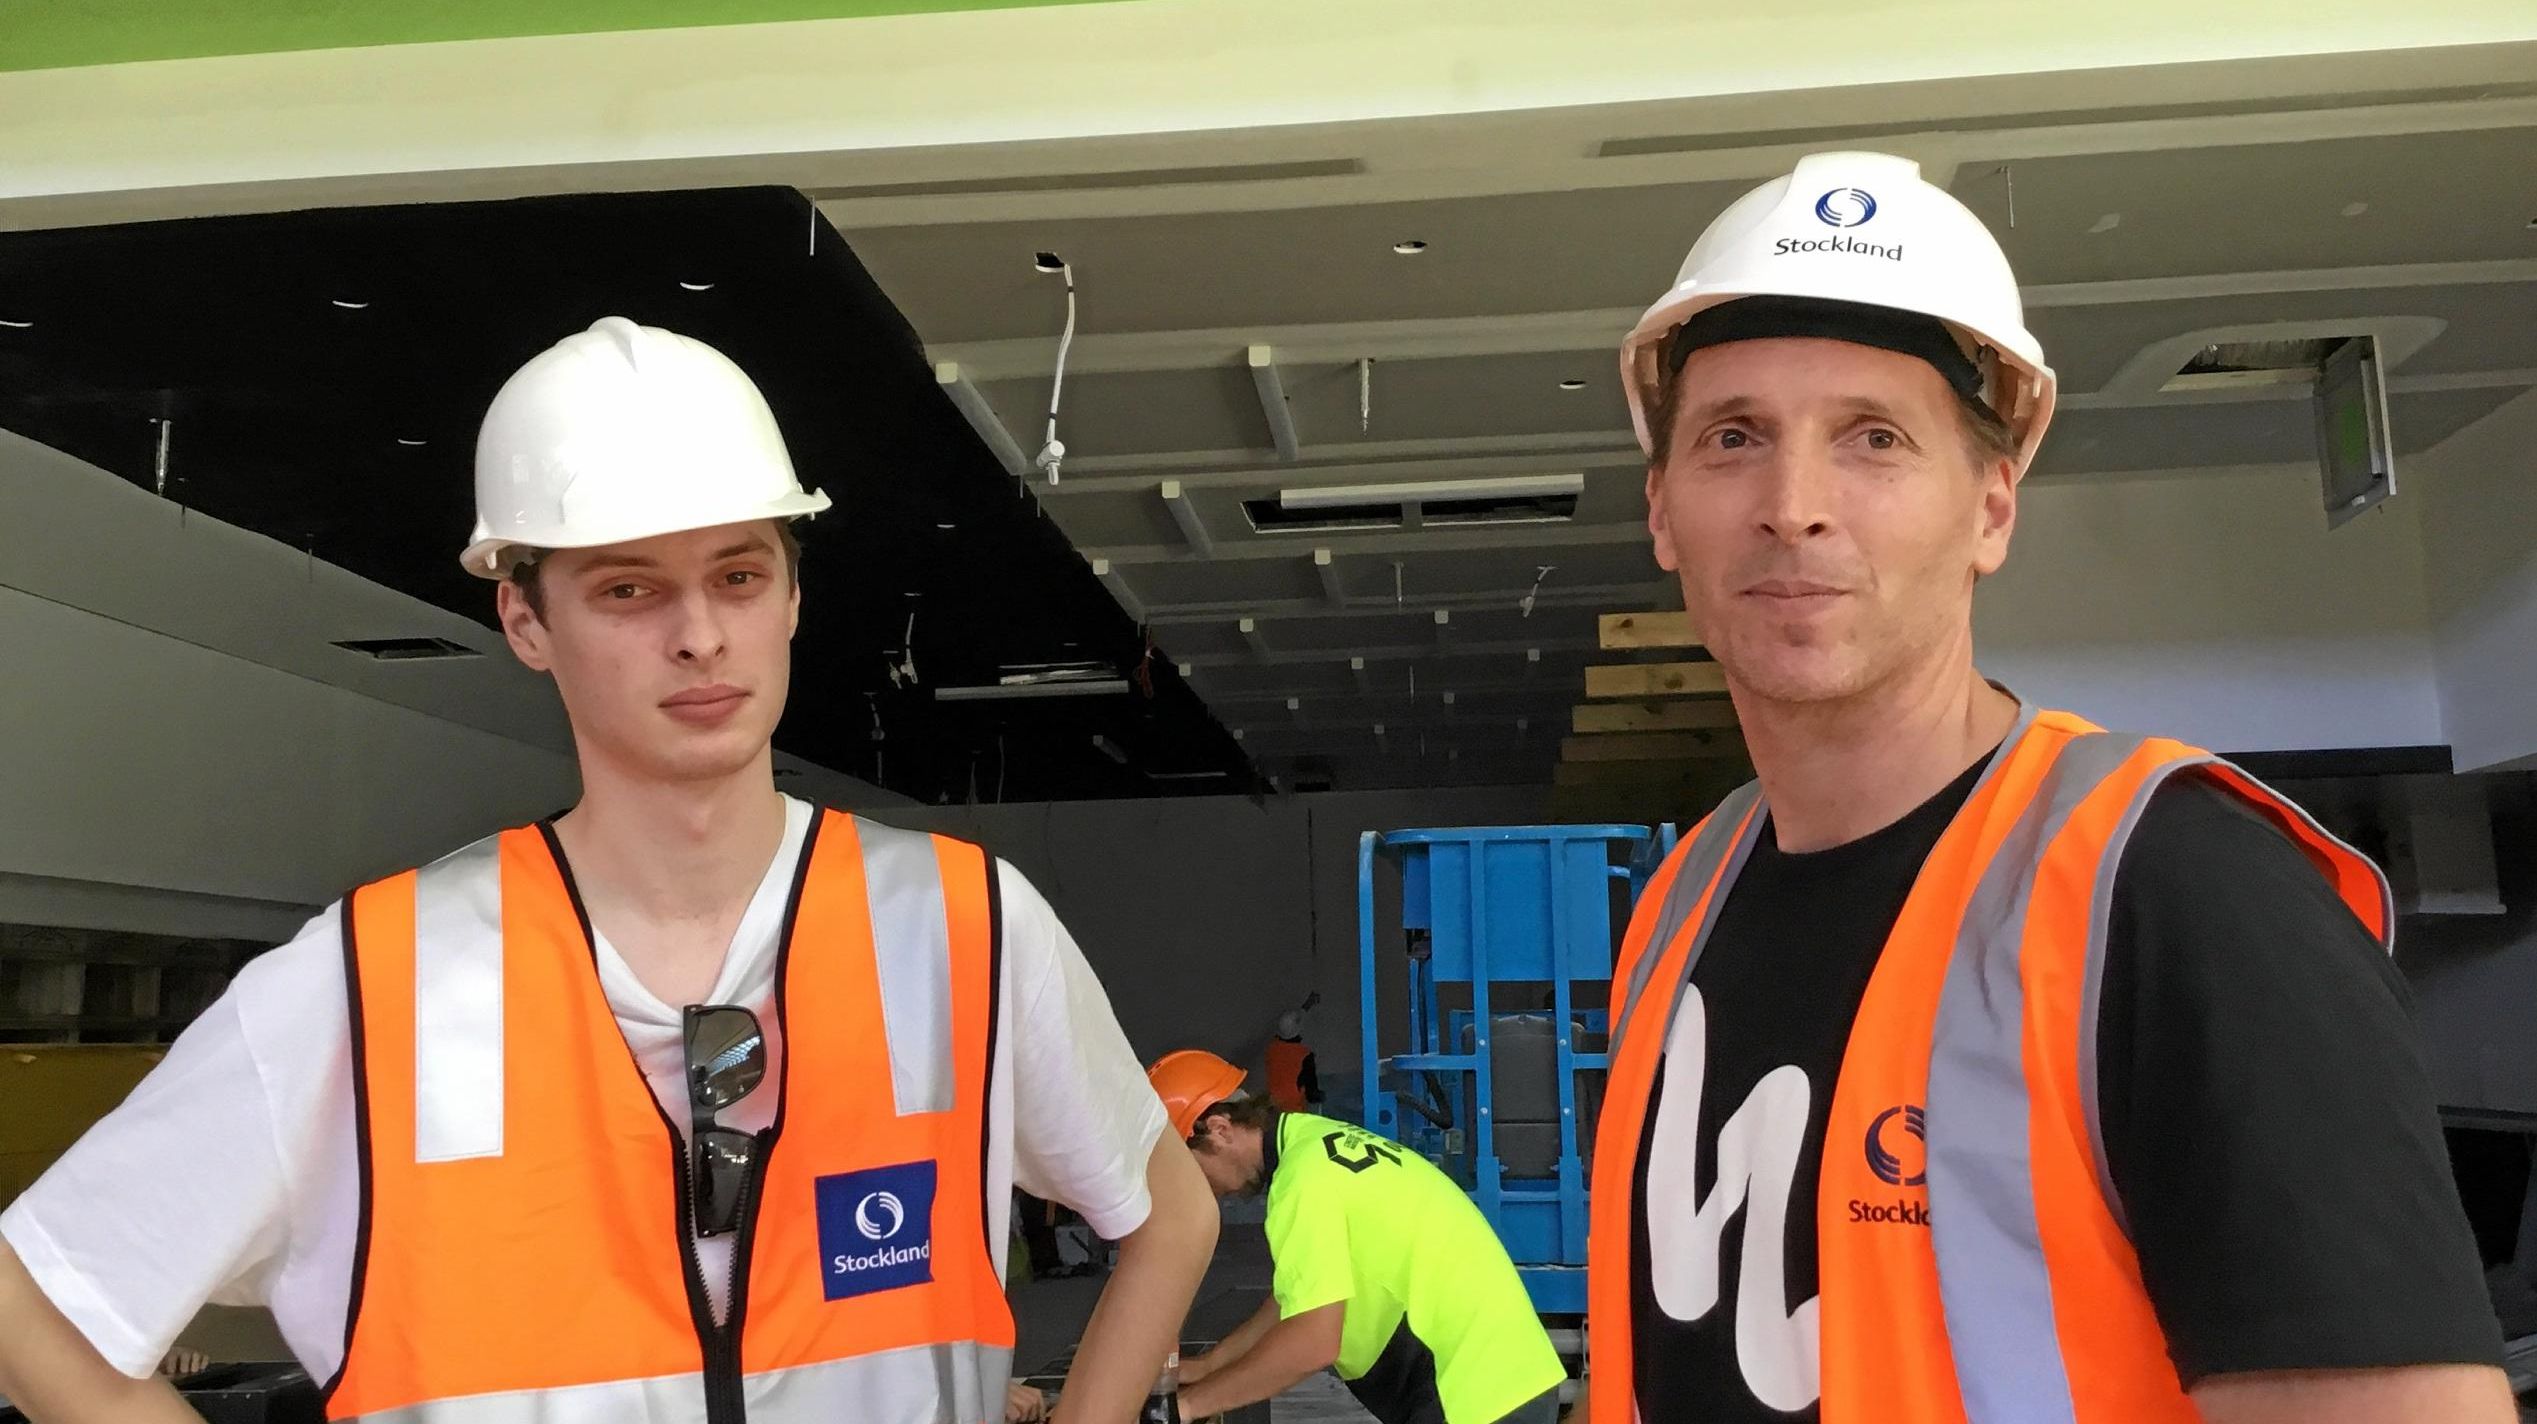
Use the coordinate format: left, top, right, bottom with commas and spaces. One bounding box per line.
333, 636, 482, 661
2163, 337, 2347, 393
1244, 473, 1583, 535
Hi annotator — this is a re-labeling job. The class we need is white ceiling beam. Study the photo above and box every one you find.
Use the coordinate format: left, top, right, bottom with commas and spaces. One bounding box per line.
1249, 344, 1303, 461
930, 256, 2537, 385
933, 360, 1031, 477
1159, 478, 1217, 555
1067, 429, 1637, 478
1041, 446, 1646, 499
1087, 556, 1146, 622
1141, 579, 1670, 625
1090, 518, 1654, 566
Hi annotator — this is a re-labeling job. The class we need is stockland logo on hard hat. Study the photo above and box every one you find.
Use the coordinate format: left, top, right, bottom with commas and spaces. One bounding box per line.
1814, 188, 1879, 228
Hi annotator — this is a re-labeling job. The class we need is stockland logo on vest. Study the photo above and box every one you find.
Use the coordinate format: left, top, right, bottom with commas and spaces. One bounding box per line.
1850, 1104, 1931, 1228
814, 1161, 935, 1301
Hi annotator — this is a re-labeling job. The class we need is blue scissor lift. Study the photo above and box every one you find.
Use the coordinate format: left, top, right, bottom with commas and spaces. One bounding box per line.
1356, 824, 1674, 1317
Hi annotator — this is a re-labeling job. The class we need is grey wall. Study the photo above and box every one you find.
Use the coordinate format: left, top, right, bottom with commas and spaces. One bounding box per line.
883, 783, 1569, 1091
2399, 783, 2537, 1115
2420, 387, 2537, 773
1976, 462, 2443, 753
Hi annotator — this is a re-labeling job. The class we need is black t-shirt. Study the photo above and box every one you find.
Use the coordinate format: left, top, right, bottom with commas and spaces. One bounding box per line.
1626, 752, 2502, 1421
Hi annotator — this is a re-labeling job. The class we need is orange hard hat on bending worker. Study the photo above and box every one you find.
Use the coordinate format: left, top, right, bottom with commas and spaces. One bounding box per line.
1146, 1050, 1248, 1140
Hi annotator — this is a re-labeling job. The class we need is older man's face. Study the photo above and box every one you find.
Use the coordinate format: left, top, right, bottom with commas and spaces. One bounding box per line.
1645, 338, 2016, 710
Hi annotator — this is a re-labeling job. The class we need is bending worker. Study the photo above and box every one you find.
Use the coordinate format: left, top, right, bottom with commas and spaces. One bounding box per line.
1583, 150, 2506, 1423
0, 317, 1217, 1423
1147, 1051, 1565, 1424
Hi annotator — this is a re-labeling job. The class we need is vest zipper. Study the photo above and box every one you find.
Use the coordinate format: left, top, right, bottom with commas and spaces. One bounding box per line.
702, 1127, 774, 1424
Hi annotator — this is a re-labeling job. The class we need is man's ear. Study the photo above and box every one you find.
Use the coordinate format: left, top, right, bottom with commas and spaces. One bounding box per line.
1971, 455, 2018, 580
1646, 462, 1681, 574
497, 579, 554, 672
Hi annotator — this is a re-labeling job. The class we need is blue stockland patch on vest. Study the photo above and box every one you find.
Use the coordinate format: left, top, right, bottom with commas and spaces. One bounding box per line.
814, 1161, 936, 1302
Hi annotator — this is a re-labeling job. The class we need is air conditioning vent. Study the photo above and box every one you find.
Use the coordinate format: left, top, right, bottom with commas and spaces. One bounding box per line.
2163, 337, 2345, 393
1245, 473, 1584, 535
333, 637, 481, 661
1242, 498, 1404, 535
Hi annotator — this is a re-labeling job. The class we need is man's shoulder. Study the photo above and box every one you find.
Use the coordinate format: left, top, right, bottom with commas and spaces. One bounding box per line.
2116, 765, 2329, 896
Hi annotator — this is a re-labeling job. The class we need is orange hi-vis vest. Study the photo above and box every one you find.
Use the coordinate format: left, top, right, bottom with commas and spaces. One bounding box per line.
1266, 1038, 1313, 1112
326, 811, 1016, 1424
1587, 707, 2391, 1424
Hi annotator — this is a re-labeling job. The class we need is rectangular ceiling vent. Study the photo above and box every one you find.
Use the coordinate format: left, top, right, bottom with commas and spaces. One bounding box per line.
1243, 474, 1584, 535
333, 637, 482, 662
2162, 337, 2347, 393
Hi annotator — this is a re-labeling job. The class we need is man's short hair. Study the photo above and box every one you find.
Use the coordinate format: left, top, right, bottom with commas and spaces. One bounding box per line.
1195, 1093, 1277, 1142
508, 521, 803, 619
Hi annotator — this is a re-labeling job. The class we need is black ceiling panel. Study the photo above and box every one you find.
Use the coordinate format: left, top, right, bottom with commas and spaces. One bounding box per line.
0, 186, 1251, 802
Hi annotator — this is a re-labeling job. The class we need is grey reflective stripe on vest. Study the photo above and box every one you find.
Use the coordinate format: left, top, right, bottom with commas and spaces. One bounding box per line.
411, 836, 505, 1164
350, 1341, 1016, 1424
1926, 730, 2146, 1424
2069, 752, 2396, 1240
854, 817, 958, 1117
1612, 780, 1764, 1052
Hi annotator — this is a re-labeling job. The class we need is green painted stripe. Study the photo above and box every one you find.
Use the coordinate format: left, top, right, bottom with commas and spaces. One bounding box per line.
1, 0, 1125, 73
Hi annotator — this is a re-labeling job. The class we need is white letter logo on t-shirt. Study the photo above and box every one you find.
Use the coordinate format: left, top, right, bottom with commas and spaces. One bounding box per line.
1644, 985, 1821, 1412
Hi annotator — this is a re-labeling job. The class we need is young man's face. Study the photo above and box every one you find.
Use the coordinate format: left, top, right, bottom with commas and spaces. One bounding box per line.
1645, 337, 2016, 709
499, 520, 798, 786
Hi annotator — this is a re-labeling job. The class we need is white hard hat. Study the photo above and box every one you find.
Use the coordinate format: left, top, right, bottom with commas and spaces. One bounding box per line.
1275, 1010, 1303, 1040
1620, 151, 2056, 474
461, 317, 833, 578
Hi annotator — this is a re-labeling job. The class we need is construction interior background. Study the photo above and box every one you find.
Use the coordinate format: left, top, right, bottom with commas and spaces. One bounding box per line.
6, 1, 2537, 1418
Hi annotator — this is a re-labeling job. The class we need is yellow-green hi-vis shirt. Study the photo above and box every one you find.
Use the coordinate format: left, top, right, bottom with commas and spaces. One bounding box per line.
1263, 1113, 1566, 1424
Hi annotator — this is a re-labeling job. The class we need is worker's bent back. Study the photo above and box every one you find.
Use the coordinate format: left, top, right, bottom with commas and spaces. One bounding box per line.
1265, 1113, 1564, 1424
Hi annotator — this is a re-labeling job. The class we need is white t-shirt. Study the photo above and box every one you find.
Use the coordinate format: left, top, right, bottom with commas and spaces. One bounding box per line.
0, 798, 1167, 1380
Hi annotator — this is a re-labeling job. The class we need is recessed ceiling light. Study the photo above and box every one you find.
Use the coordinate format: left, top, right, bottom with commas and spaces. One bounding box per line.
1391, 239, 1429, 255
2341, 201, 2369, 218
330, 299, 370, 310
1034, 251, 1067, 273
934, 521, 957, 530
396, 438, 427, 447
0, 317, 31, 329
1558, 378, 1586, 391
678, 280, 716, 292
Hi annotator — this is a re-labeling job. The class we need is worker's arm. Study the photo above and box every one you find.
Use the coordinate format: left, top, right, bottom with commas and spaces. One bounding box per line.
2189, 1365, 2514, 1424
1561, 1374, 1588, 1424
1176, 1302, 1343, 1420
1053, 1133, 1218, 1423
0, 1240, 205, 1424
1176, 1298, 1279, 1386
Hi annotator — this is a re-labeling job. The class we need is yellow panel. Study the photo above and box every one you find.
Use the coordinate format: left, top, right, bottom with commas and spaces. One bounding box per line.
1584, 661, 1730, 698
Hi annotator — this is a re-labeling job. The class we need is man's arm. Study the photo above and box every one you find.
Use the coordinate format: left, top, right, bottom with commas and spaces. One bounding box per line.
1176, 1302, 1343, 1420
1054, 1133, 1218, 1423
1178, 1298, 1280, 1386
2191, 1364, 2514, 1423
2101, 781, 2508, 1418
0, 1241, 204, 1424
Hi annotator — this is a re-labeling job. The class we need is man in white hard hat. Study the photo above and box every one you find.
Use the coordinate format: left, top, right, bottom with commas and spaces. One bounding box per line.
0, 317, 1218, 1423
1578, 154, 2507, 1424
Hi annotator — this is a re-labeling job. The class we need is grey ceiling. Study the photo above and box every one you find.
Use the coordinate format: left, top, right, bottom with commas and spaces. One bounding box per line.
835, 74, 2537, 792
